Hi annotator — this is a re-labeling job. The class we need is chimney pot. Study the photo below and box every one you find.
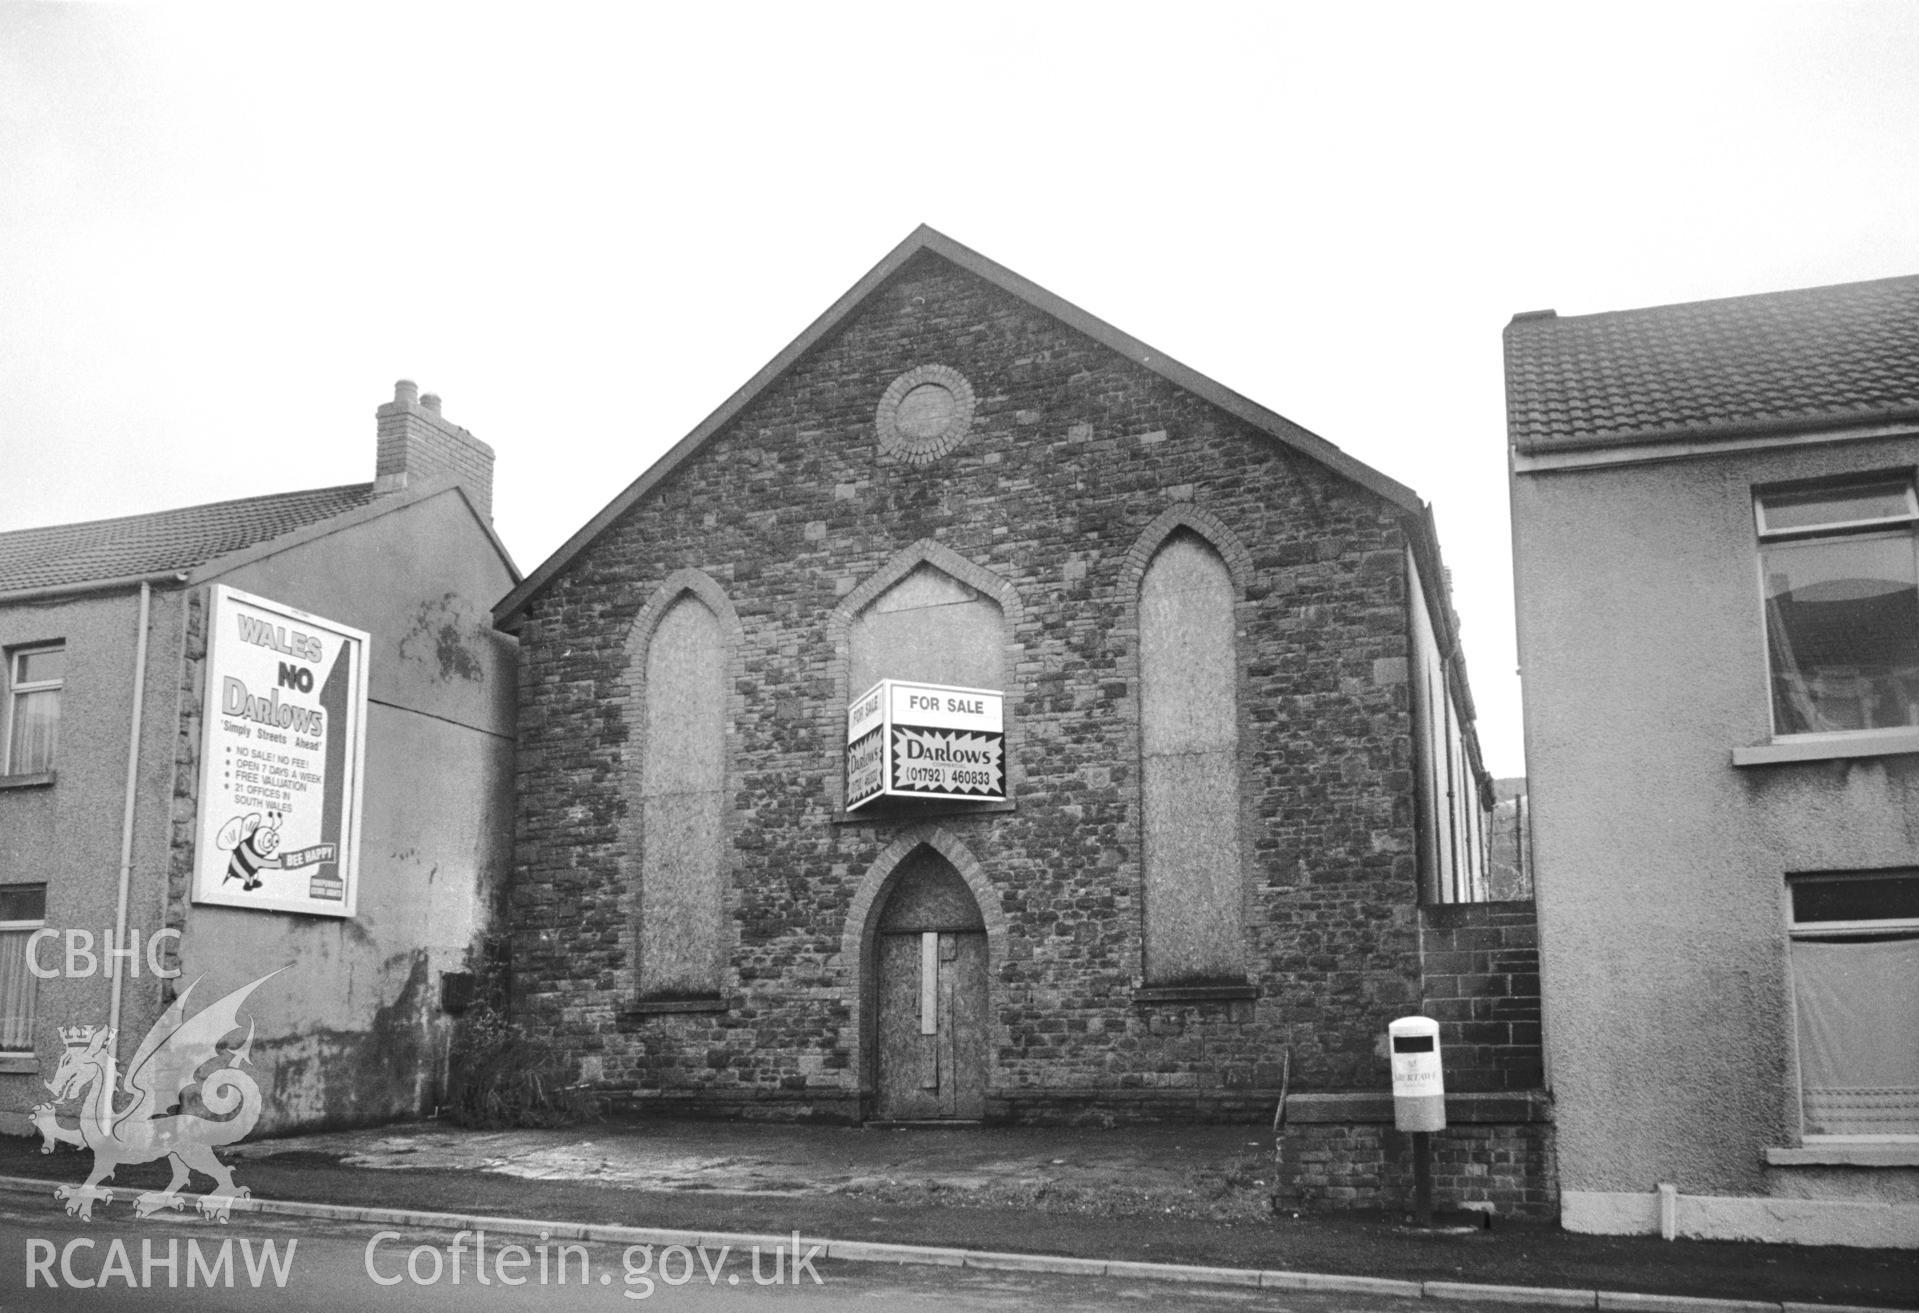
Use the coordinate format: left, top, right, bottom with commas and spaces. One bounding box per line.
374, 383, 495, 522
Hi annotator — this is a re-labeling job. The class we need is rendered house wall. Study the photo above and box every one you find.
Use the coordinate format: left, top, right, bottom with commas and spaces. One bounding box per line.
0, 587, 187, 1128
1512, 431, 1919, 1244
0, 486, 514, 1137
169, 489, 517, 1132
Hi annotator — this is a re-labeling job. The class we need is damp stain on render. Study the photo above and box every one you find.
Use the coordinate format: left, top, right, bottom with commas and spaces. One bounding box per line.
253, 952, 438, 1132
399, 593, 487, 684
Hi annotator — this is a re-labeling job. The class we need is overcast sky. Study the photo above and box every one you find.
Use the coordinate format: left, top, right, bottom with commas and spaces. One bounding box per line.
4, 2, 1917, 776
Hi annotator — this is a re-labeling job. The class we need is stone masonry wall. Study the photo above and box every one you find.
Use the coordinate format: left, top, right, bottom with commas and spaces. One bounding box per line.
162, 585, 209, 959
1278, 1100, 1557, 1217
509, 250, 1461, 1125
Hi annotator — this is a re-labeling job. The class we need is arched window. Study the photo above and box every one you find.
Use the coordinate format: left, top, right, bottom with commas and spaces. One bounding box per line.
630, 586, 729, 999
831, 541, 1020, 815
849, 563, 1003, 695
1139, 531, 1242, 984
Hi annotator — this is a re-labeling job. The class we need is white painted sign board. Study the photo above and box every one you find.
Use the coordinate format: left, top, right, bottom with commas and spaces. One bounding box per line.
191, 586, 369, 917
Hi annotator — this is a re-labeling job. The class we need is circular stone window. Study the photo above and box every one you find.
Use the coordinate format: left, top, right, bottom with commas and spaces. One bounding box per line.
876, 364, 976, 465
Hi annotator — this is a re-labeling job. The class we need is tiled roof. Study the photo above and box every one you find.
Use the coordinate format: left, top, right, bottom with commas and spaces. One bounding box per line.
1504, 274, 1919, 454
0, 484, 376, 593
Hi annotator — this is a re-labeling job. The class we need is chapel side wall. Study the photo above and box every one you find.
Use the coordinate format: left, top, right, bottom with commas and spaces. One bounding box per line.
509, 258, 1434, 1122
1514, 433, 1919, 1206
1408, 549, 1491, 905
1407, 550, 1450, 902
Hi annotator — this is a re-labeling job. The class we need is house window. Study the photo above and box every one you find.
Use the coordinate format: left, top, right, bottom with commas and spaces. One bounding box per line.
0, 885, 48, 1052
1786, 871, 1919, 1138
5, 644, 63, 775
1756, 480, 1919, 736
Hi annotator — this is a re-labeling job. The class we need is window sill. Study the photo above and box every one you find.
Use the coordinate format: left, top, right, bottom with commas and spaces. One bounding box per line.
0, 1054, 38, 1075
1732, 730, 1919, 766
1765, 1143, 1919, 1167
834, 799, 1016, 824
1132, 984, 1259, 1004
624, 998, 729, 1016
0, 771, 54, 791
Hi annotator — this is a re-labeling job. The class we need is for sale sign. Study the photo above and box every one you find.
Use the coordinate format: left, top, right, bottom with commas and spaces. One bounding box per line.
846, 727, 885, 809
846, 680, 1004, 809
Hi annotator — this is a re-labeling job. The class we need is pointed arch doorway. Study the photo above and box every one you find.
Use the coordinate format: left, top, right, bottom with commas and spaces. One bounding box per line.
873, 847, 988, 1121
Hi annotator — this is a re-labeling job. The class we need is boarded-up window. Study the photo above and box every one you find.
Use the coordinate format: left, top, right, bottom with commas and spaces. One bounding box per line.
850, 564, 1002, 695
1140, 533, 1242, 984
637, 594, 726, 998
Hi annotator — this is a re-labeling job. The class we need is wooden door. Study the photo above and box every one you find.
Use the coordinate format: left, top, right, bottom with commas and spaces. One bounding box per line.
876, 930, 986, 1120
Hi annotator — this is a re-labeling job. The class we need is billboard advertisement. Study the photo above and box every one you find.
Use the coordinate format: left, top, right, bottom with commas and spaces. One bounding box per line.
191, 586, 368, 917
846, 679, 1004, 809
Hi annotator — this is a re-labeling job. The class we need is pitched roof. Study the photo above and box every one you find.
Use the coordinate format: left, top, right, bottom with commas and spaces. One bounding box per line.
0, 484, 377, 594
1504, 273, 1919, 455
496, 225, 1426, 627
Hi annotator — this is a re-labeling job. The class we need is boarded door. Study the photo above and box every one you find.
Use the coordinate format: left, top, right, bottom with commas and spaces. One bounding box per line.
873, 849, 988, 1121
878, 931, 986, 1119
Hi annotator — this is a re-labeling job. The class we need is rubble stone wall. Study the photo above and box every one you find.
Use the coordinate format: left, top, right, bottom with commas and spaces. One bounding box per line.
508, 252, 1523, 1160
1278, 1095, 1558, 1217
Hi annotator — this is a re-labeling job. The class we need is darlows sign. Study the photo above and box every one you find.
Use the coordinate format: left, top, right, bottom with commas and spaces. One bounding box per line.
847, 680, 1004, 810
191, 586, 369, 918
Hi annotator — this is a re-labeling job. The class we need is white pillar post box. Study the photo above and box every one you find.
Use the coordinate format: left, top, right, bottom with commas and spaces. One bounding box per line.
1389, 1015, 1446, 1132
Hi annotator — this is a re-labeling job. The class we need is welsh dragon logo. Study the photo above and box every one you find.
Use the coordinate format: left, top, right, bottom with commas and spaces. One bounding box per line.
32, 969, 281, 1223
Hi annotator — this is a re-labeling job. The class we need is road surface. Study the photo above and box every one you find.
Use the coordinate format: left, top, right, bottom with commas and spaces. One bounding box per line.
0, 1195, 1572, 1312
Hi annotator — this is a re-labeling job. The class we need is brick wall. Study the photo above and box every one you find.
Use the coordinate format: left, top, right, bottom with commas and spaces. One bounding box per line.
1418, 901, 1544, 1093
508, 250, 1483, 1126
375, 383, 495, 519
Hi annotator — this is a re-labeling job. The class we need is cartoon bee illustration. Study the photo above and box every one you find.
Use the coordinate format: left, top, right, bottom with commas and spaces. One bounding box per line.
216, 811, 286, 891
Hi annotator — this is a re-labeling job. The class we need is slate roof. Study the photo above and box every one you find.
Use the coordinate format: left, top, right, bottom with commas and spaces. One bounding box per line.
1504, 273, 1919, 455
0, 484, 376, 594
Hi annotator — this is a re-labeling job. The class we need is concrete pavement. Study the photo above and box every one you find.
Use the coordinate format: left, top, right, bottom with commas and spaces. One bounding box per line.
0, 1119, 1910, 1311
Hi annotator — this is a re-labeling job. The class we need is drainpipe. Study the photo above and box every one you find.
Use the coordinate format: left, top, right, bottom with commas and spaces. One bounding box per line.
109, 582, 153, 1051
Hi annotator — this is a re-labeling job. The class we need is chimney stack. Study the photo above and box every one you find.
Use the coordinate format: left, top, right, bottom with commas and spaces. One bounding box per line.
373, 380, 494, 521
